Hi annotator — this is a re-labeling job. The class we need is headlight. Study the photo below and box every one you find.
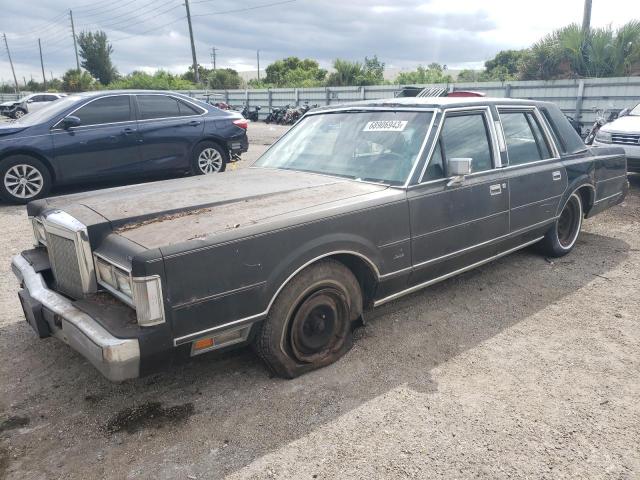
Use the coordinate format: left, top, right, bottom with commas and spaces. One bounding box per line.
595, 130, 612, 143
94, 254, 165, 327
132, 276, 165, 326
94, 255, 133, 301
31, 218, 47, 246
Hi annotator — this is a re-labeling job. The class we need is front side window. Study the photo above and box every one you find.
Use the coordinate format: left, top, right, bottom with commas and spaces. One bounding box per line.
440, 113, 493, 174
73, 96, 132, 126
500, 111, 552, 165
254, 111, 432, 185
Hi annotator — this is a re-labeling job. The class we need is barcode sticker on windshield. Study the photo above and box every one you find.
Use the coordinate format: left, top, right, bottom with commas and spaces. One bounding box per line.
363, 120, 408, 132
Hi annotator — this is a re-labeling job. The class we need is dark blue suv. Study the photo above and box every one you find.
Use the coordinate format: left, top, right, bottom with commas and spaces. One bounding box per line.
0, 90, 249, 203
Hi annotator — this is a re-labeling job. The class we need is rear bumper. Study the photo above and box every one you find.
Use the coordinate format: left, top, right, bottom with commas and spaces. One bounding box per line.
228, 134, 249, 154
12, 253, 140, 382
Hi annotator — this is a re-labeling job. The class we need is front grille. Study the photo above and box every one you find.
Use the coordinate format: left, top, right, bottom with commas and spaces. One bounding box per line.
611, 133, 640, 145
47, 233, 84, 299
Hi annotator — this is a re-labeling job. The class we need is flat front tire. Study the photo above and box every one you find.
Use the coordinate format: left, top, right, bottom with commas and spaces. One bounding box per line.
253, 260, 363, 379
539, 192, 583, 257
0, 156, 52, 204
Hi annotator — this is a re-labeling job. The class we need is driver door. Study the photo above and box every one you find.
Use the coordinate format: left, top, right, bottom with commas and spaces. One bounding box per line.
407, 107, 510, 286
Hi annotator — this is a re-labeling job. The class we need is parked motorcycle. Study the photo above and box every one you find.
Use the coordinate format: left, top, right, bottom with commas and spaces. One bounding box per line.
584, 108, 619, 145
241, 104, 261, 121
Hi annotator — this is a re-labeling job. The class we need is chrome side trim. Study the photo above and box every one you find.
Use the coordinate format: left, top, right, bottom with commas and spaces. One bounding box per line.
373, 236, 544, 307
596, 174, 628, 184
411, 209, 508, 240
173, 281, 267, 310
511, 194, 562, 211
594, 191, 623, 204
172, 249, 382, 346
12, 254, 140, 381
411, 216, 556, 271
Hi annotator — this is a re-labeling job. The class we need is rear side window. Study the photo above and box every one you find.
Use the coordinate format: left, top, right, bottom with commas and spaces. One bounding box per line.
499, 111, 552, 165
137, 95, 200, 119
440, 113, 493, 173
73, 95, 131, 126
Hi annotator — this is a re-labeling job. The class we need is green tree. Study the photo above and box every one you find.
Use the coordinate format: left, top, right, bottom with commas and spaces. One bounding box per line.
77, 31, 118, 85
208, 68, 243, 89
395, 64, 452, 84
484, 50, 526, 77
109, 71, 195, 90
62, 69, 98, 92
326, 56, 385, 86
264, 57, 327, 87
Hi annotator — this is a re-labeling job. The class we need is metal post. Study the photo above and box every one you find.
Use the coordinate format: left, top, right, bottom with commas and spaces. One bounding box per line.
505, 83, 511, 98
210, 46, 217, 70
574, 79, 585, 124
69, 10, 80, 71
325, 87, 330, 106
257, 50, 261, 81
294, 88, 299, 106
268, 89, 272, 111
184, 0, 199, 83
2, 33, 19, 93
38, 38, 47, 89
582, 0, 592, 33
360, 86, 365, 100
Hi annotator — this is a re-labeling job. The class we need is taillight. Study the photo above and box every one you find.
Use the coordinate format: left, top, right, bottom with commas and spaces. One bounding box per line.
233, 119, 248, 129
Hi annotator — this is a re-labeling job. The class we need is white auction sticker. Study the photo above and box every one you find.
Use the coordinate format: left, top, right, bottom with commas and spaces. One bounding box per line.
363, 120, 408, 132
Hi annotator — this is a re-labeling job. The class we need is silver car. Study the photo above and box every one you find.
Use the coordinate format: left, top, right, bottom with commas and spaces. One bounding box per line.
0, 93, 65, 119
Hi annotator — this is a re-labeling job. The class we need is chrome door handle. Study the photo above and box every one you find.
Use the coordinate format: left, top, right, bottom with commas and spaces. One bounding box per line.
188, 120, 201, 126
490, 184, 502, 195
552, 171, 562, 181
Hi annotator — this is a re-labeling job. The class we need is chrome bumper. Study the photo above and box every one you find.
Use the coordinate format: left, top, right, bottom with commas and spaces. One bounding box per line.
12, 254, 140, 382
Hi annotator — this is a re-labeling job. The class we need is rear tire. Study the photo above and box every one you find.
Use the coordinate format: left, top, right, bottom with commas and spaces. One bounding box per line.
191, 141, 227, 175
538, 192, 583, 257
253, 260, 363, 379
0, 156, 52, 204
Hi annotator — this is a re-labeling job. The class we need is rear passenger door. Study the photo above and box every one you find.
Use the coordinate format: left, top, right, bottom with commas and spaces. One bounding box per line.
135, 94, 205, 171
407, 107, 509, 286
497, 107, 566, 233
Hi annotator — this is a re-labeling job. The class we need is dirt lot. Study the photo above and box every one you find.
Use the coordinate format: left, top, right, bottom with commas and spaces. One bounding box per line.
0, 122, 639, 479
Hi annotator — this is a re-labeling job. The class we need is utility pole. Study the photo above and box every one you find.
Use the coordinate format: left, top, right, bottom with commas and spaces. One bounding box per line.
582, 0, 592, 33
257, 50, 261, 81
69, 9, 80, 71
210, 46, 218, 70
38, 38, 47, 89
2, 33, 19, 93
184, 0, 199, 83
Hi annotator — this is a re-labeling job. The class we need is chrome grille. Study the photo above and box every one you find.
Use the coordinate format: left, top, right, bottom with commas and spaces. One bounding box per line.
47, 233, 84, 299
611, 133, 640, 145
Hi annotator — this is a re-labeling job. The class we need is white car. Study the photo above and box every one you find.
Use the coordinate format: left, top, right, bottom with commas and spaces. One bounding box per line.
593, 103, 640, 173
0, 93, 65, 119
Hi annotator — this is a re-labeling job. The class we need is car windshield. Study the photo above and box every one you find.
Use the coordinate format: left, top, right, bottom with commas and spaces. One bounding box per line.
630, 103, 640, 116
254, 110, 432, 185
11, 95, 81, 126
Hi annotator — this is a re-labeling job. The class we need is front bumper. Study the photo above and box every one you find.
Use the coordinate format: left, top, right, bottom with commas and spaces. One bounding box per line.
12, 254, 140, 382
0, 106, 18, 117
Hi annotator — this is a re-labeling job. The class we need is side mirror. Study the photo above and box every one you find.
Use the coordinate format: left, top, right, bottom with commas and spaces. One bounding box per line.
447, 158, 472, 187
61, 115, 81, 129
26, 99, 34, 103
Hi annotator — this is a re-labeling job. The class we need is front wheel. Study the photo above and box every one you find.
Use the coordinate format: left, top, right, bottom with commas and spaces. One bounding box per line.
0, 156, 52, 204
12, 109, 26, 119
538, 192, 583, 257
191, 141, 228, 175
253, 260, 363, 378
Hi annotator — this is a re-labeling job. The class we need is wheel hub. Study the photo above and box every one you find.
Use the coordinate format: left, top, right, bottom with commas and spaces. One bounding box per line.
3, 164, 44, 199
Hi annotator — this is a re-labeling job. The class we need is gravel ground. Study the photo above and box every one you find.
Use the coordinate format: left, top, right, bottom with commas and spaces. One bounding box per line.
0, 122, 639, 479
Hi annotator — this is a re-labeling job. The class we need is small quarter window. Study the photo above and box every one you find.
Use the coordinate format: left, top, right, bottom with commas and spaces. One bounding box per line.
500, 111, 552, 165
424, 140, 445, 181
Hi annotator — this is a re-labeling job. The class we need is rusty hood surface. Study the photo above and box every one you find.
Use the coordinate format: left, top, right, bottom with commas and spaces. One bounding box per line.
31, 168, 390, 249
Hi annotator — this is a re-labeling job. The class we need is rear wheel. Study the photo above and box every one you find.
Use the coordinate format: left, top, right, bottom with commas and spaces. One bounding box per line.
538, 192, 583, 257
191, 141, 227, 175
0, 156, 51, 204
253, 260, 363, 378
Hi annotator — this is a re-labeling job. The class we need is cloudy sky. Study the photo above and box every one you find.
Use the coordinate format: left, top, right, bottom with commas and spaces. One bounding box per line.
0, 0, 635, 84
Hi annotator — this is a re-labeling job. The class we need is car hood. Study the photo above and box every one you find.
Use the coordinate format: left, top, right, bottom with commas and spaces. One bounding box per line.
0, 123, 28, 136
601, 115, 640, 134
0, 100, 18, 107
30, 168, 391, 249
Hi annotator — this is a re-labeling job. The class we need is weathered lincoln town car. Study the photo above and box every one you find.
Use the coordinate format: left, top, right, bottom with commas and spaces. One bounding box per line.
12, 97, 628, 381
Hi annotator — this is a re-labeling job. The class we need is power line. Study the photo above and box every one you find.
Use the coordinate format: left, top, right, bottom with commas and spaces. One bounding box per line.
191, 0, 297, 16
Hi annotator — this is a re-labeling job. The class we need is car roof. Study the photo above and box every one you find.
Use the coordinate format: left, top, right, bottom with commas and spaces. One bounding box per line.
314, 96, 553, 111
74, 90, 193, 97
